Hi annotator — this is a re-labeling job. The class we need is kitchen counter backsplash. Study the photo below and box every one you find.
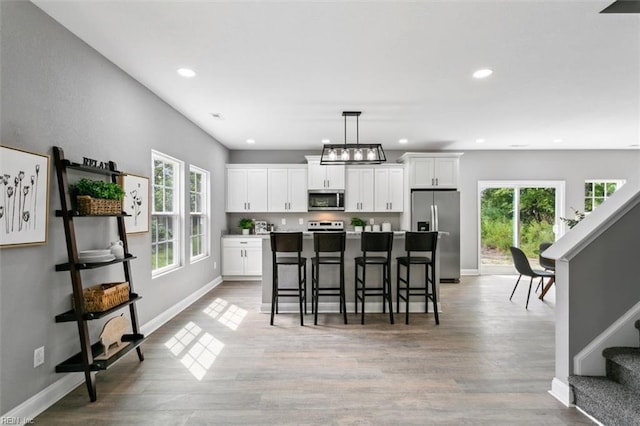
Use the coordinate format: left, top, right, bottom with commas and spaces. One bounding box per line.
226, 212, 402, 235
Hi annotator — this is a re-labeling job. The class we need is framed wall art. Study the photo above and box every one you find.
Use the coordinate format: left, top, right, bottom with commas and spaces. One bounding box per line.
0, 145, 50, 248
120, 173, 149, 234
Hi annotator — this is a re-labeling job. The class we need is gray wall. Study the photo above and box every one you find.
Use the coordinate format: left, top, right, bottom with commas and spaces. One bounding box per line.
0, 2, 228, 414
458, 150, 640, 271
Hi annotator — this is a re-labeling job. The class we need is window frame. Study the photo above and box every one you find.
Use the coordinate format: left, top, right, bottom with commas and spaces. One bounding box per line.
189, 165, 210, 263
151, 150, 184, 277
584, 179, 625, 213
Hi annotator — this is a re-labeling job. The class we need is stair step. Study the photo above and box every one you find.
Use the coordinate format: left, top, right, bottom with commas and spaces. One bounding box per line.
569, 375, 640, 426
604, 346, 640, 393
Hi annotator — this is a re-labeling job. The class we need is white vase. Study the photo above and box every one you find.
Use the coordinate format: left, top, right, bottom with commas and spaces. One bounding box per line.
242, 229, 250, 235
354, 226, 363, 233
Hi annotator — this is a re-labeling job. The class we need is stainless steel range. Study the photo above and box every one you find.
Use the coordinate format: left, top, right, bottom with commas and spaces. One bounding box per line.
307, 220, 344, 232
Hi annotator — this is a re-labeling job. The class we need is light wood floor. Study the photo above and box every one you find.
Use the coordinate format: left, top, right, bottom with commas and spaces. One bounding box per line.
36, 275, 591, 425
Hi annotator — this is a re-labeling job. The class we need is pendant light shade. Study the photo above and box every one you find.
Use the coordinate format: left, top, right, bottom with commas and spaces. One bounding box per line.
320, 111, 387, 165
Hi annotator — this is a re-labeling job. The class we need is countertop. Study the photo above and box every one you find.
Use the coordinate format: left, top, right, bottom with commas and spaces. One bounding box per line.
222, 231, 408, 239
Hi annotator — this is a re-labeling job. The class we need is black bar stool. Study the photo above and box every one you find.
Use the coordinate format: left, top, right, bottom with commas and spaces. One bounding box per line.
312, 232, 347, 325
270, 232, 307, 326
396, 231, 439, 325
354, 232, 394, 325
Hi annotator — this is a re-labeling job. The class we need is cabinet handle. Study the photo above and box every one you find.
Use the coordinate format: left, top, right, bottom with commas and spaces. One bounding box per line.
436, 178, 439, 186
248, 202, 250, 210
389, 202, 392, 210
431, 178, 434, 186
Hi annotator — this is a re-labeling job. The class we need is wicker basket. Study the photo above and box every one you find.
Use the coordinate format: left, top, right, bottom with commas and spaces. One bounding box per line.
82, 282, 130, 312
76, 195, 122, 215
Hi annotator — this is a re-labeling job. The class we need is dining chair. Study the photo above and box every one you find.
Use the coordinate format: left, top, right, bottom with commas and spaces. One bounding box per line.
509, 246, 555, 309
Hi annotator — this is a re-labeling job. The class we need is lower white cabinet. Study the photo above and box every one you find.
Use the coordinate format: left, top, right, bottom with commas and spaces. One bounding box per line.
222, 237, 262, 278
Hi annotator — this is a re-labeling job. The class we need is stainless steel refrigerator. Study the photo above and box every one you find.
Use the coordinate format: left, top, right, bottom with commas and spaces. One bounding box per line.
411, 190, 461, 282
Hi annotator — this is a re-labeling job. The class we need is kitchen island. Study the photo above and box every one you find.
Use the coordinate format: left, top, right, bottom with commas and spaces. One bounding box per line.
257, 232, 442, 315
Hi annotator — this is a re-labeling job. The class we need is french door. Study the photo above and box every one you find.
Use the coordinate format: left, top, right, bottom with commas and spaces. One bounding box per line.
478, 181, 565, 275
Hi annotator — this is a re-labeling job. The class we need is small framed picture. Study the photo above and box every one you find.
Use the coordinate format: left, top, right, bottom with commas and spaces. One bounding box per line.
119, 173, 149, 234
0, 145, 50, 248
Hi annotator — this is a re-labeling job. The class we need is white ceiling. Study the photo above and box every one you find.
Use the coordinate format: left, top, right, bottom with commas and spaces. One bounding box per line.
33, 0, 639, 151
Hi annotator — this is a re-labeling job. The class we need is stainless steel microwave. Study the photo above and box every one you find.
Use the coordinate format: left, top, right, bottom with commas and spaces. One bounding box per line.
308, 190, 345, 211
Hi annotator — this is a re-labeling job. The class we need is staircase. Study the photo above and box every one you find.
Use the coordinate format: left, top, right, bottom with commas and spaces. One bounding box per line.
569, 320, 640, 425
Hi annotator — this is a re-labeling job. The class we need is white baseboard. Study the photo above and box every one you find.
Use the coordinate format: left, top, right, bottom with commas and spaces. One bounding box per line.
461, 269, 479, 276
221, 275, 261, 282
2, 276, 222, 420
1, 372, 85, 421
575, 405, 604, 426
573, 300, 640, 376
141, 276, 222, 335
549, 377, 574, 407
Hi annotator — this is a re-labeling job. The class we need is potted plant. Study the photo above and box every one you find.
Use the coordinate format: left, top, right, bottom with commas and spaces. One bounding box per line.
69, 178, 125, 215
351, 217, 366, 232
238, 218, 254, 235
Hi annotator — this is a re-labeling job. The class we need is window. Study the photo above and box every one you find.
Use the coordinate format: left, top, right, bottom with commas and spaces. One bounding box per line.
189, 165, 209, 261
152, 151, 183, 275
584, 180, 625, 212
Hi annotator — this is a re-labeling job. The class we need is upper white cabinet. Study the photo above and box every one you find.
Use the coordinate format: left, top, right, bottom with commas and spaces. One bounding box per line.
399, 153, 463, 189
306, 156, 345, 190
226, 167, 268, 212
374, 167, 404, 212
345, 167, 374, 212
268, 167, 308, 212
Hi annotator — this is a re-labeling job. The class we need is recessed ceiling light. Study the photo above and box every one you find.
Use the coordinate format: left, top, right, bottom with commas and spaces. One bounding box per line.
398, 138, 408, 144
246, 139, 255, 144
473, 69, 493, 79
210, 113, 224, 120
177, 68, 196, 78
553, 138, 563, 143
322, 139, 331, 144
475, 138, 485, 144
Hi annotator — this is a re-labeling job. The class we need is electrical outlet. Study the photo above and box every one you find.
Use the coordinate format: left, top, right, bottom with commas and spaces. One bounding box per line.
369, 218, 375, 225
298, 218, 304, 225
34, 346, 44, 368
281, 218, 286, 225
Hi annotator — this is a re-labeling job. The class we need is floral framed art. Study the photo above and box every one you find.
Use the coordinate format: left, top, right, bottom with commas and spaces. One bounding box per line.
119, 173, 149, 234
0, 145, 50, 248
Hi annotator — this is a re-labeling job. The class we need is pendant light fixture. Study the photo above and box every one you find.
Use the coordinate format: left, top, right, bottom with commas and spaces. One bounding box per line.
320, 111, 387, 165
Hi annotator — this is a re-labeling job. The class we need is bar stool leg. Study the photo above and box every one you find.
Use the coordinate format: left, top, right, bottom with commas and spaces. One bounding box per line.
386, 263, 394, 324
424, 264, 429, 314
340, 260, 347, 324
360, 262, 366, 325
270, 264, 278, 326
354, 263, 359, 315
431, 263, 439, 325
313, 262, 319, 326
298, 263, 304, 326
405, 263, 411, 324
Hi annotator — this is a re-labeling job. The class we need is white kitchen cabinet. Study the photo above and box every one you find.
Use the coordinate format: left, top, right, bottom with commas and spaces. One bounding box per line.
268, 167, 307, 212
345, 167, 374, 212
374, 167, 404, 212
403, 156, 460, 189
222, 237, 262, 278
226, 167, 268, 212
306, 157, 345, 190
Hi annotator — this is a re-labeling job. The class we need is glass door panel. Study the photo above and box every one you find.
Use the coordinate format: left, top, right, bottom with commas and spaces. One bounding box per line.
480, 187, 515, 272
518, 187, 556, 269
